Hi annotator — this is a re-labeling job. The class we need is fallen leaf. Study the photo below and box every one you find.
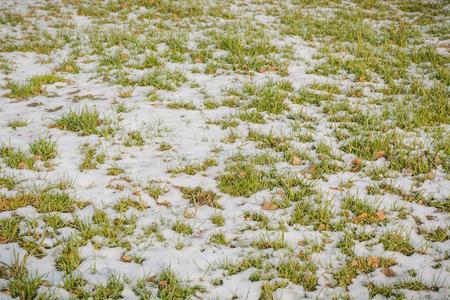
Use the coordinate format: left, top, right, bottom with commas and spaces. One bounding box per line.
382, 267, 396, 277
375, 210, 386, 221
351, 158, 362, 166
17, 162, 27, 169
352, 212, 368, 223
269, 66, 279, 72
374, 151, 385, 159
275, 189, 284, 196
1, 288, 10, 296
318, 223, 327, 231
159, 280, 168, 287
262, 201, 278, 211
291, 155, 301, 166
121, 255, 132, 263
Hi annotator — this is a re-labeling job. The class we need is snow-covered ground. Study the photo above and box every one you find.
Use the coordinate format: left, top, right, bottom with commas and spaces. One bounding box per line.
0, 0, 449, 299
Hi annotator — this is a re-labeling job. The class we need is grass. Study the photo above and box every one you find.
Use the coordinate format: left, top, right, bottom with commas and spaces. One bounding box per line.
168, 159, 217, 175
124, 131, 145, 147
335, 256, 396, 287
0, 175, 17, 190
7, 119, 27, 129
218, 162, 275, 197
5, 74, 64, 99
0, 1, 448, 298
277, 259, 318, 291
228, 80, 292, 114
0, 145, 36, 169
157, 269, 204, 300
79, 144, 105, 171
134, 68, 187, 91
55, 236, 82, 275
0, 191, 81, 213
179, 186, 221, 208
380, 231, 415, 256
29, 136, 57, 160
53, 106, 103, 136
8, 260, 43, 300
172, 220, 193, 235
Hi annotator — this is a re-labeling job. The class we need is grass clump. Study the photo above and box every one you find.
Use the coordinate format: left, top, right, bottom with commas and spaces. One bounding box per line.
157, 269, 204, 300
8, 261, 43, 300
277, 259, 318, 291
79, 144, 105, 171
335, 256, 396, 287
0, 145, 35, 170
228, 80, 292, 114
136, 69, 187, 91
92, 274, 124, 300
0, 191, 81, 213
55, 236, 82, 275
29, 136, 57, 160
380, 232, 415, 256
53, 106, 103, 136
168, 159, 217, 175
5, 74, 64, 99
124, 131, 145, 147
179, 186, 221, 208
7, 119, 27, 129
0, 175, 17, 190
218, 162, 275, 197
290, 198, 334, 230
172, 220, 193, 235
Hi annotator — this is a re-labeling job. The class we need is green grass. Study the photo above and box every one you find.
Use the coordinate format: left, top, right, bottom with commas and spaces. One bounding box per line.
29, 136, 57, 160
277, 259, 318, 291
380, 231, 415, 256
135, 68, 187, 91
228, 80, 292, 114
0, 191, 81, 213
172, 220, 193, 235
5, 74, 64, 99
55, 236, 82, 275
179, 186, 221, 208
79, 144, 105, 171
168, 159, 217, 175
53, 106, 104, 136
157, 269, 205, 300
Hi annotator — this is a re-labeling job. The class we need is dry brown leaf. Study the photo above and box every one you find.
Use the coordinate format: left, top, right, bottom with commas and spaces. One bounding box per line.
291, 155, 302, 166
351, 158, 362, 166
382, 267, 396, 277
374, 151, 385, 159
352, 212, 368, 223
121, 255, 132, 263
262, 201, 278, 211
375, 210, 386, 221
367, 256, 380, 269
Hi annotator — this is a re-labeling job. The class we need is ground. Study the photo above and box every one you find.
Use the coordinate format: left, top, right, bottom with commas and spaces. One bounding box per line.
0, 0, 449, 299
